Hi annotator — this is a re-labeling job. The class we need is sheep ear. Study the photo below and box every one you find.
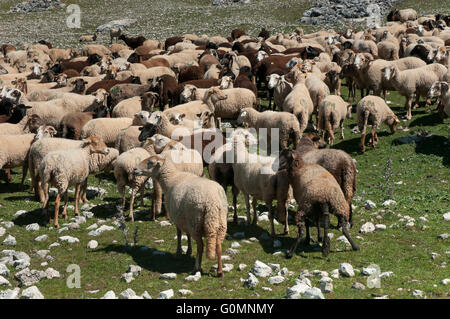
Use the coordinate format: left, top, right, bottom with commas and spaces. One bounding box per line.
180, 113, 186, 119
442, 82, 449, 93
81, 139, 92, 147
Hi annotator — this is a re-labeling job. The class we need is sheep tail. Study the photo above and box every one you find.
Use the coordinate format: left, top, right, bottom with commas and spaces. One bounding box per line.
204, 203, 226, 260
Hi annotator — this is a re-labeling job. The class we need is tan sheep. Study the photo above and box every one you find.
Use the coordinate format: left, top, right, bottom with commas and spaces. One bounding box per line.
318, 95, 352, 145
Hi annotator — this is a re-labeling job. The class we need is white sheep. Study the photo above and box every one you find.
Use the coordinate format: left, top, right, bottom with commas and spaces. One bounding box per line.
40, 137, 109, 228
81, 117, 135, 147
318, 95, 352, 145
134, 154, 228, 276
357, 95, 399, 153
267, 73, 293, 111
305, 74, 330, 127
114, 111, 151, 153
180, 84, 209, 103
428, 81, 450, 119
163, 100, 210, 121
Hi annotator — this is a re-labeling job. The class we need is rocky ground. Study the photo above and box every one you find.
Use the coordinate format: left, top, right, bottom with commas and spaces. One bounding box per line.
8, 0, 65, 14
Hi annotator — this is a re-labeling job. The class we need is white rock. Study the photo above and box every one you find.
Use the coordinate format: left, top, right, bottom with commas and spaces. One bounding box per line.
339, 263, 355, 277
118, 288, 136, 299
35, 250, 49, 258
351, 282, 365, 290
443, 212, 450, 221
375, 224, 386, 230
178, 289, 193, 296
286, 283, 310, 299
48, 242, 60, 249
244, 272, 259, 289
101, 290, 116, 299
251, 260, 272, 277
231, 241, 241, 248
185, 271, 201, 282
0, 288, 20, 299
0, 275, 11, 286
82, 211, 94, 218
120, 272, 135, 283
87, 240, 98, 249
58, 236, 79, 244
14, 210, 27, 217
364, 200, 376, 210
160, 273, 177, 280
12, 259, 30, 270
34, 235, 48, 242
437, 233, 449, 239
362, 266, 378, 276
0, 227, 5, 237
159, 221, 171, 227
295, 276, 312, 287
2, 235, 16, 246
2, 222, 14, 229
88, 225, 114, 236
360, 222, 375, 233
412, 289, 424, 298
238, 264, 247, 271
337, 235, 350, 245
382, 200, 396, 207
0, 264, 10, 277
440, 278, 449, 285
261, 287, 272, 292
45, 267, 60, 279
268, 275, 285, 285
302, 287, 325, 299
20, 286, 44, 299
25, 223, 40, 232
330, 269, 339, 279
380, 271, 394, 278
57, 227, 68, 233
141, 291, 152, 299
86, 223, 98, 230
320, 281, 333, 293
158, 289, 174, 299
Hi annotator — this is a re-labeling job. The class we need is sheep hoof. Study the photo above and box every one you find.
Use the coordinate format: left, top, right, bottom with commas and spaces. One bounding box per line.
217, 271, 224, 278
285, 252, 294, 259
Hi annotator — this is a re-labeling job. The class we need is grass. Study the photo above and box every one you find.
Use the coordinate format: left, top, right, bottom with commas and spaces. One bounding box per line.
0, 0, 449, 300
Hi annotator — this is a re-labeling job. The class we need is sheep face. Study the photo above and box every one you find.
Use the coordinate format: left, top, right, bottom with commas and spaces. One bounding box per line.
148, 134, 171, 153
236, 110, 249, 126
134, 155, 165, 177
134, 111, 151, 125
219, 76, 233, 90
180, 85, 196, 102
267, 74, 281, 89
25, 114, 44, 133
197, 110, 213, 128
382, 65, 394, 81
169, 113, 186, 125
93, 89, 109, 106
256, 51, 269, 62
141, 92, 159, 112
386, 116, 400, 133
56, 74, 68, 87
35, 125, 57, 140
428, 81, 449, 99
81, 136, 109, 155
72, 79, 87, 93
138, 123, 159, 142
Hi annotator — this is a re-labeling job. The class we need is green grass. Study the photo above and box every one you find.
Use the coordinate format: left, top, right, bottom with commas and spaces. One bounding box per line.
1, 0, 450, 300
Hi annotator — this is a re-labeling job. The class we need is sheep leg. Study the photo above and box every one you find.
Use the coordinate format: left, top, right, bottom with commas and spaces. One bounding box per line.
360, 111, 369, 153
62, 191, 69, 220
129, 187, 137, 222
232, 185, 239, 224
175, 227, 182, 258
371, 126, 377, 148
186, 235, 192, 256
216, 240, 224, 278
322, 204, 331, 257
340, 120, 345, 140
243, 193, 251, 226
81, 180, 88, 203
317, 216, 323, 243
193, 239, 203, 274
304, 218, 311, 245
286, 210, 305, 259
19, 160, 28, 191
53, 193, 61, 228
340, 216, 359, 251
139, 184, 145, 207
42, 185, 50, 223
74, 184, 81, 217
251, 197, 258, 226
405, 96, 412, 120
268, 202, 276, 238
151, 179, 163, 219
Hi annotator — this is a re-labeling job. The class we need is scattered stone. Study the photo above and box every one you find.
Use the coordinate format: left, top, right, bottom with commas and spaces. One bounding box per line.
2, 235, 16, 246
337, 235, 350, 245
160, 273, 177, 280
225, 248, 239, 255
382, 200, 396, 207
443, 212, 450, 221
339, 263, 355, 277
185, 271, 201, 282
178, 289, 193, 296
12, 259, 30, 270
0, 264, 10, 277
25, 223, 40, 232
238, 264, 247, 271
82, 211, 94, 219
375, 224, 386, 231
0, 227, 5, 237
87, 240, 98, 249
159, 221, 171, 227
34, 235, 48, 242
14, 268, 46, 287
268, 275, 285, 285
261, 287, 272, 292
437, 233, 449, 240
57, 227, 68, 233
330, 269, 339, 279
45, 267, 60, 279
0, 275, 11, 286
88, 225, 114, 236
9, 0, 65, 14
141, 291, 152, 299
35, 250, 50, 259
96, 19, 137, 33
244, 272, 259, 289
360, 222, 375, 233
101, 290, 116, 299
0, 288, 20, 299
320, 281, 333, 293
302, 287, 325, 299
380, 271, 394, 278
158, 289, 174, 299
440, 279, 449, 285
20, 286, 44, 299
286, 283, 310, 299
351, 282, 366, 290
364, 200, 376, 210
58, 236, 79, 244
412, 289, 424, 298
2, 222, 14, 229
231, 241, 241, 248
118, 288, 136, 299
251, 260, 272, 277
48, 242, 60, 249
120, 272, 135, 283
362, 266, 378, 276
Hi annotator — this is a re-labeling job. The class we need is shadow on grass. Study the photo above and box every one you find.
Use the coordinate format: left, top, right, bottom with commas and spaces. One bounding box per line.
12, 208, 46, 226
409, 112, 442, 127
414, 135, 450, 167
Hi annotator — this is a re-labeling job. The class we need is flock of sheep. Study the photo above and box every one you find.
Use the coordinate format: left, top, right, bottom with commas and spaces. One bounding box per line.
0, 7, 449, 277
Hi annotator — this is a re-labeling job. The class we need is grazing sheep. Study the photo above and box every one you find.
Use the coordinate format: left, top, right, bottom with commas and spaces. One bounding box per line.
0, 125, 56, 189
110, 28, 122, 44
203, 87, 257, 121
79, 32, 98, 43
40, 136, 109, 228
318, 95, 352, 145
357, 95, 399, 153
80, 117, 135, 147
134, 154, 228, 277
278, 149, 359, 258
282, 69, 314, 134
237, 107, 301, 152
382, 63, 447, 119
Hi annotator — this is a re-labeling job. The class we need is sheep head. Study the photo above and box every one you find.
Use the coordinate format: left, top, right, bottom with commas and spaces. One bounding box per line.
35, 125, 57, 140
81, 136, 109, 155
93, 88, 109, 106
134, 155, 165, 177
428, 81, 449, 99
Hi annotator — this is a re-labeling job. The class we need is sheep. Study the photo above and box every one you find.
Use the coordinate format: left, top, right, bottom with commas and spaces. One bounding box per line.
114, 111, 151, 153
40, 136, 109, 228
324, 69, 341, 96
145, 111, 195, 139
428, 81, 450, 120
0, 103, 31, 124
219, 67, 258, 97
304, 74, 330, 127
110, 28, 122, 44
163, 100, 210, 121
236, 107, 301, 153
357, 95, 400, 153
85, 76, 135, 95
267, 73, 293, 111
169, 110, 214, 130
0, 125, 56, 189
109, 83, 152, 107
180, 84, 209, 103
48, 48, 73, 64
80, 117, 135, 147
377, 31, 400, 60
81, 45, 111, 57
317, 95, 352, 145
134, 154, 228, 276
202, 87, 257, 122
278, 149, 359, 258
203, 64, 221, 80
382, 63, 448, 119
134, 67, 176, 85
230, 132, 290, 236
60, 106, 110, 140
79, 32, 98, 43
392, 9, 418, 23
282, 69, 314, 135
148, 75, 178, 109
